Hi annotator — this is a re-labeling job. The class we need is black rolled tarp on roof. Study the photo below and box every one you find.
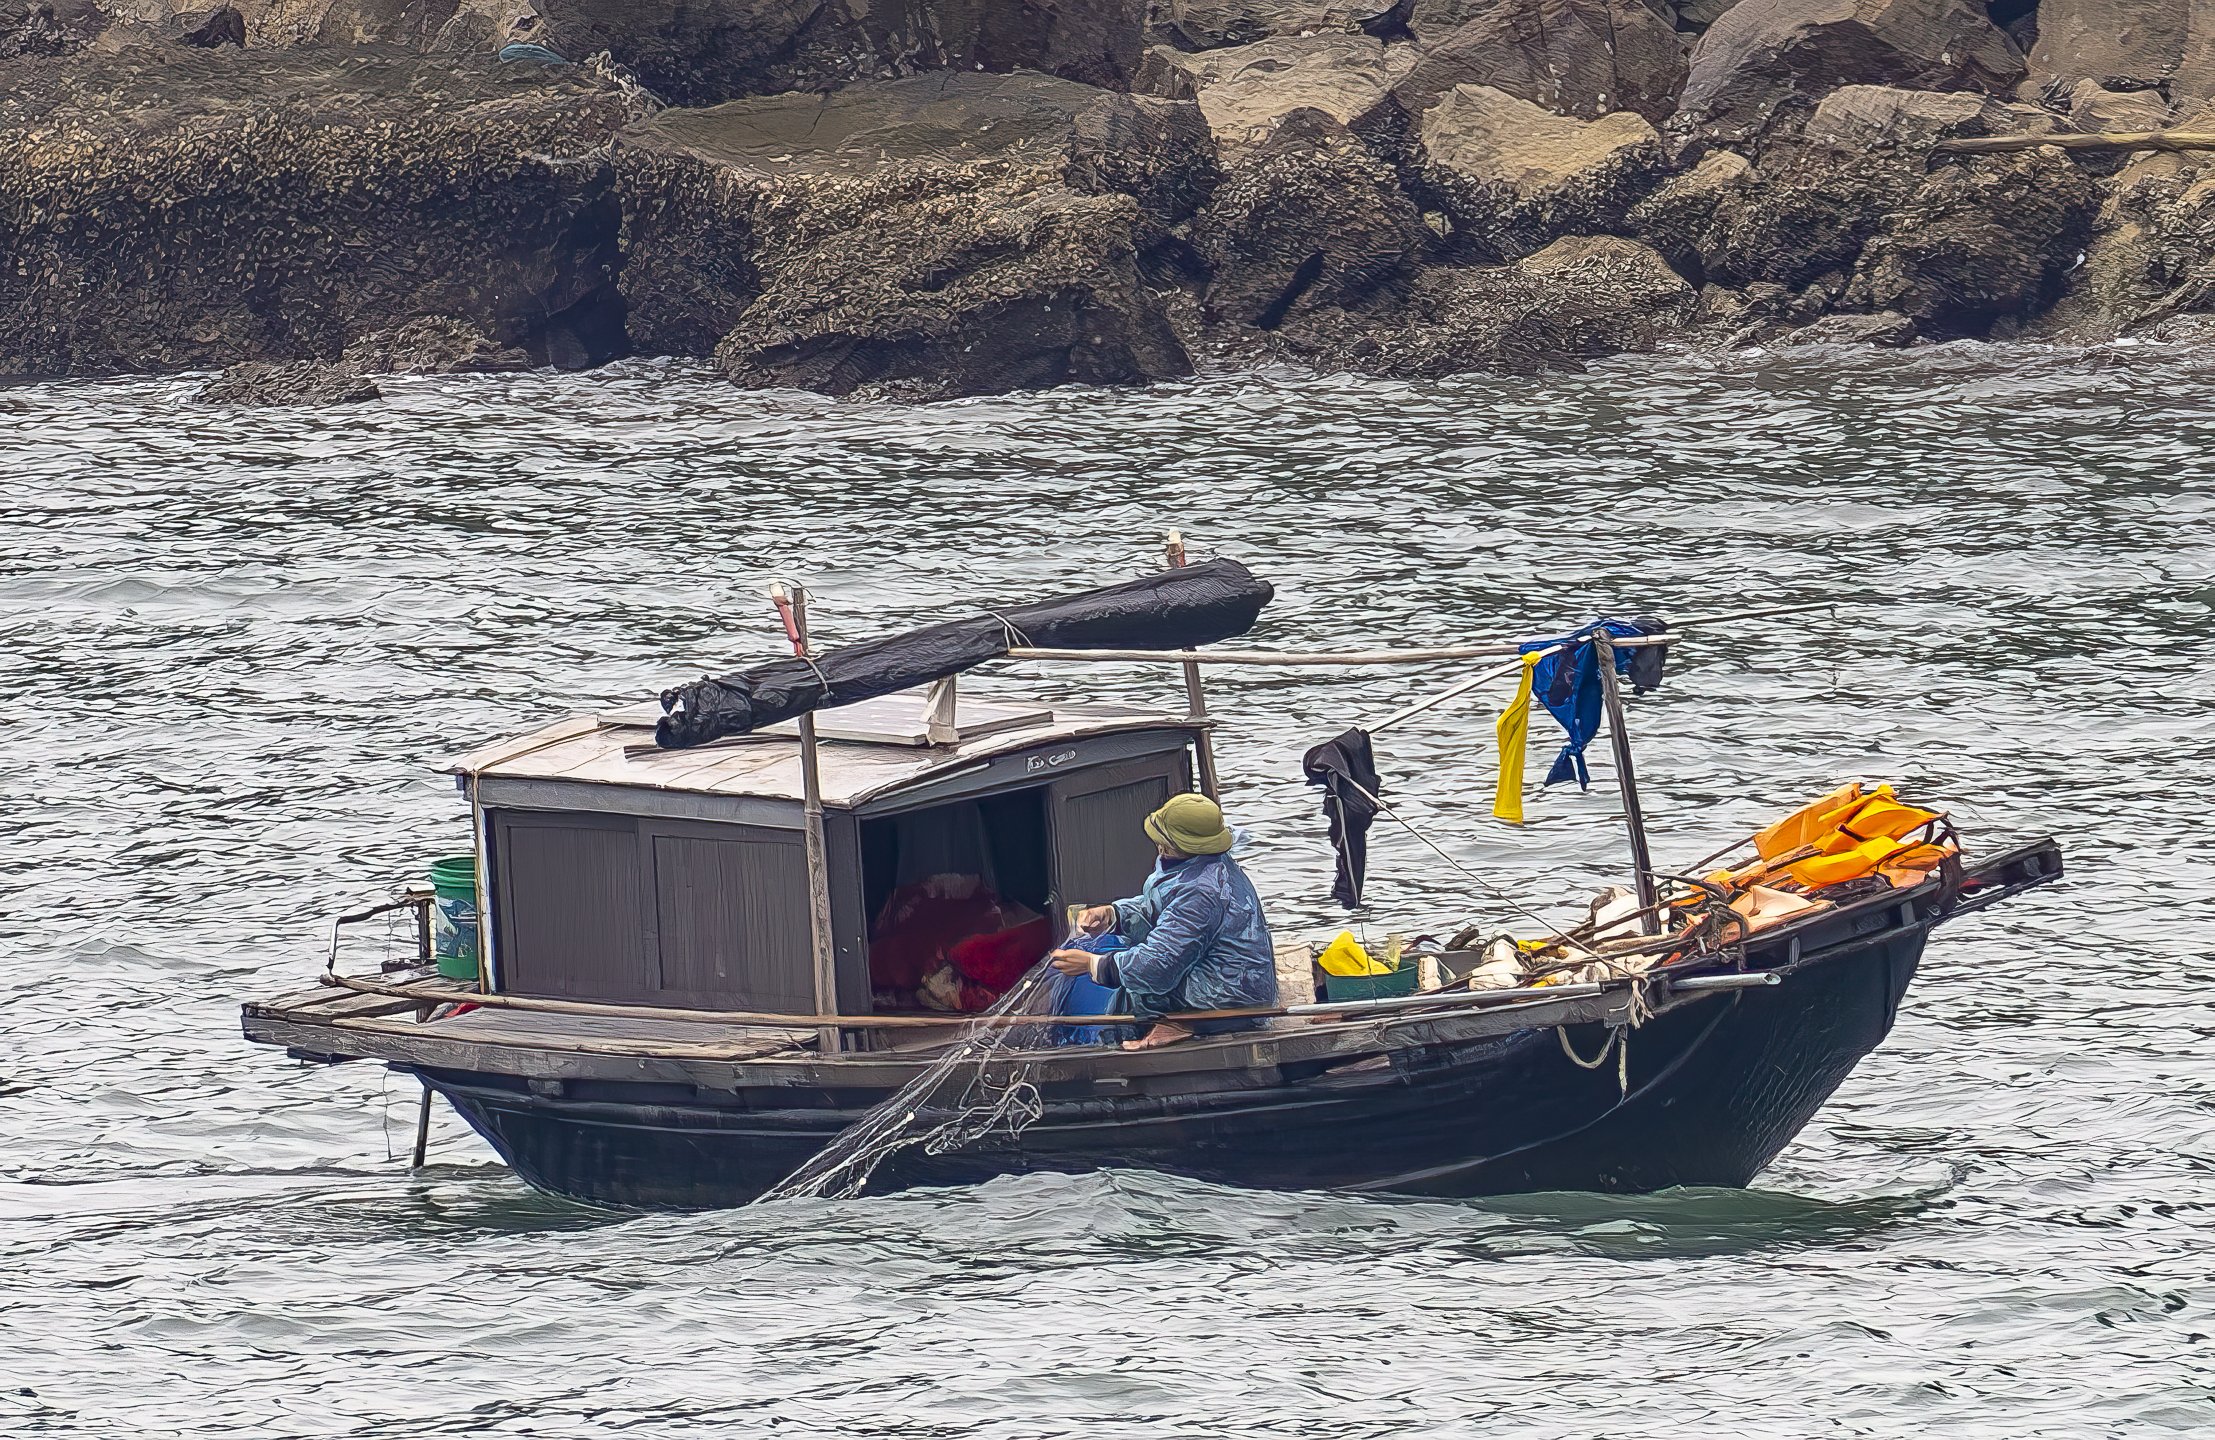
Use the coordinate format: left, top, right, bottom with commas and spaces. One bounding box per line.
655, 558, 1275, 749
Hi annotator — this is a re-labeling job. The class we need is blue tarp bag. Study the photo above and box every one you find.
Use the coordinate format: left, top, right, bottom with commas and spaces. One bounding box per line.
1042, 932, 1134, 1046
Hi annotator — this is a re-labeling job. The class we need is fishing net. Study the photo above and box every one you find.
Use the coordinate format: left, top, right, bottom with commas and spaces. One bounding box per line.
757, 959, 1072, 1203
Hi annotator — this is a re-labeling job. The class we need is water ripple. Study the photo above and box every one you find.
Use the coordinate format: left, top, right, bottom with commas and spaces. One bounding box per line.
3, 345, 2211, 1436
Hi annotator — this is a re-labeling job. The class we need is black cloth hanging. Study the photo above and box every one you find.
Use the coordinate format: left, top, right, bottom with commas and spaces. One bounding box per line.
1302, 727, 1382, 910
1626, 614, 1670, 694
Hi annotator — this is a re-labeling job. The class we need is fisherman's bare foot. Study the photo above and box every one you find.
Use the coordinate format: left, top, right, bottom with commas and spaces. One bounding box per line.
1122, 1022, 1195, 1051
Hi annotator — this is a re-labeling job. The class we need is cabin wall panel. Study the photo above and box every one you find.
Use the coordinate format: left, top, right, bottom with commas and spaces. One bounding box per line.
824, 813, 873, 1015
1049, 752, 1191, 912
491, 808, 826, 1014
492, 812, 653, 1000
649, 823, 815, 1013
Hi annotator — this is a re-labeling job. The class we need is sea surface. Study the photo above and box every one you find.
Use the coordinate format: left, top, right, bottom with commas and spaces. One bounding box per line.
3, 344, 2210, 1438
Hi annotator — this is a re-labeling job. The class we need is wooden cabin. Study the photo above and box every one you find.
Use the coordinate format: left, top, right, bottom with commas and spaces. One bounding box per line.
444, 688, 1204, 1039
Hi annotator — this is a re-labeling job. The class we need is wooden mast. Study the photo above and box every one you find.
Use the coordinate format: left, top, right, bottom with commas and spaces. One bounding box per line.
1594, 632, 1659, 934
1163, 530, 1221, 799
775, 582, 844, 1053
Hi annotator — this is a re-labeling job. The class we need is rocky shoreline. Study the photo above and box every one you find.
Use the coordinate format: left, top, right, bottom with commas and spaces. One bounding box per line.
5, 0, 2214, 403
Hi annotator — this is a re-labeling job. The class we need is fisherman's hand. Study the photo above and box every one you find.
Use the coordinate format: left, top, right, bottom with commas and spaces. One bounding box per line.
1049, 949, 1095, 976
1076, 905, 1117, 935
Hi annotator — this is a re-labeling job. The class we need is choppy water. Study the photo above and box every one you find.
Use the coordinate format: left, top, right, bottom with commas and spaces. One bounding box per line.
4, 344, 2211, 1437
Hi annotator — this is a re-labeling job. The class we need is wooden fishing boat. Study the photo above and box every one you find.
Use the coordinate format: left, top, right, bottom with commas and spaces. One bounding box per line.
240, 553, 2062, 1208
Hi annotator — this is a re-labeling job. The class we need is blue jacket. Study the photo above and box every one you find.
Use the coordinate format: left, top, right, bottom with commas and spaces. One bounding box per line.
1104, 852, 1278, 1012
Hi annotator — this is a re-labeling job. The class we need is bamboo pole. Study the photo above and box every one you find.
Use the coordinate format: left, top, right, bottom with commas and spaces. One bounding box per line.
777, 582, 844, 1056
409, 1084, 432, 1168
1362, 643, 1566, 734
1934, 129, 2215, 155
1008, 635, 1674, 666
1594, 633, 1659, 934
1002, 600, 1823, 670
1163, 530, 1221, 799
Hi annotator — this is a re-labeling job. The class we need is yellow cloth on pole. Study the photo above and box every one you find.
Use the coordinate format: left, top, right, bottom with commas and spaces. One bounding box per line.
1494, 652, 1539, 823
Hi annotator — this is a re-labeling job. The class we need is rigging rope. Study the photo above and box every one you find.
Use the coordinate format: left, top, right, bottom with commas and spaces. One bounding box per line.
1333, 775, 1562, 936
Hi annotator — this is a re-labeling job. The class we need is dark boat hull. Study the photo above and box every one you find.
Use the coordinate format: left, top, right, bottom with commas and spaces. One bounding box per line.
422, 909, 1929, 1208
382, 838, 2061, 1210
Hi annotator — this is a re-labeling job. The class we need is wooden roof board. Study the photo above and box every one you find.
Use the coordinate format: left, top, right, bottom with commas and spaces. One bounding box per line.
443, 714, 602, 776
448, 695, 1191, 809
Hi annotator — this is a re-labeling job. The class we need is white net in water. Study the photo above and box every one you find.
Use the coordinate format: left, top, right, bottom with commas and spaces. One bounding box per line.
756, 960, 1071, 1203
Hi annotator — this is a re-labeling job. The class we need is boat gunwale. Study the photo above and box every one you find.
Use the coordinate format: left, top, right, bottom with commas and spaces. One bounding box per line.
241, 838, 2061, 1094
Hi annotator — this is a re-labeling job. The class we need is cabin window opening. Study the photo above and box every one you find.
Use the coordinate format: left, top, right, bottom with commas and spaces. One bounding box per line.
862, 788, 1054, 1014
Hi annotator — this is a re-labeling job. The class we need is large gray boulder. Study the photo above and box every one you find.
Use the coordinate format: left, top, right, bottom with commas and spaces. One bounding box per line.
1698, 86, 2037, 289
1414, 84, 1668, 256
1279, 234, 1692, 377
616, 72, 1215, 400
1684, 102, 2097, 337
1698, 150, 1910, 290
512, 0, 874, 104
1797, 84, 2031, 152
1846, 152, 2102, 333
122, 0, 1153, 106
2027, 1, 2215, 108
0, 48, 633, 377
4, 0, 108, 56
872, 0, 1154, 93
1154, 0, 1387, 49
1189, 106, 1427, 328
1137, 34, 1415, 153
2030, 148, 2215, 339
1516, 233, 1694, 351
1396, 0, 1688, 122
1677, 0, 2025, 140
193, 359, 382, 406
342, 315, 533, 372
2066, 79, 2171, 132
1627, 148, 1753, 277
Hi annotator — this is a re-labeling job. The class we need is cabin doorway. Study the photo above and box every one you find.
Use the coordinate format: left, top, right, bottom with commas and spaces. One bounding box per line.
860, 788, 1056, 1013
856, 751, 1191, 1014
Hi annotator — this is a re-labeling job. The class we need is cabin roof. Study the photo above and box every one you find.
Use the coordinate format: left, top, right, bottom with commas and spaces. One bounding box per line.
445, 693, 1194, 809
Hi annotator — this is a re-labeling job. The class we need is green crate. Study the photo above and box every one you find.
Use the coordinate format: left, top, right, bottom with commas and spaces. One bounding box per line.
1322, 965, 1419, 1003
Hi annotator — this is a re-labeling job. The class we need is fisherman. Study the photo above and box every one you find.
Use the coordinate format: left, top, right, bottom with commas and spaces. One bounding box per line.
1049, 793, 1278, 1051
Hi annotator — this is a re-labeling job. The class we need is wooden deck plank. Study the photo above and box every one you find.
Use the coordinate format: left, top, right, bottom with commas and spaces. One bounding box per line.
331, 1016, 800, 1063
420, 1008, 811, 1054
242, 983, 1648, 1089
245, 1014, 764, 1084
247, 986, 421, 1022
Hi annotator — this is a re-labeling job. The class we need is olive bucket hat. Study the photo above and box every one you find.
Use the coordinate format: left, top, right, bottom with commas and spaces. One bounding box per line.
1144, 793, 1234, 856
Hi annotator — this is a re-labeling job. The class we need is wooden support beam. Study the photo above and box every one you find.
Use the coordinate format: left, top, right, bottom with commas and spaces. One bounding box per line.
1163, 530, 1221, 799
1594, 634, 1660, 934
783, 583, 845, 1056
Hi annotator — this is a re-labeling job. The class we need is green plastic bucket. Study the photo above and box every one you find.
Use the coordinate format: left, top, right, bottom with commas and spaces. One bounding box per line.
429, 855, 480, 982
